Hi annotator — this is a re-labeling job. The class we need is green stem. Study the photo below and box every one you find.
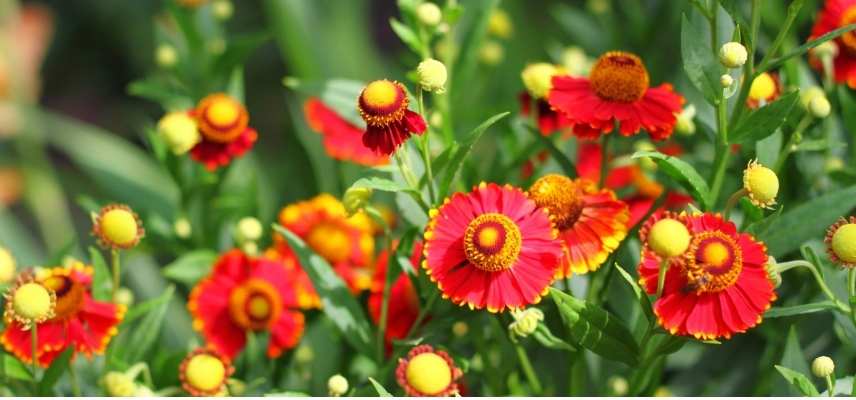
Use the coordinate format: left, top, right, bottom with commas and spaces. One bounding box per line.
722, 188, 748, 220
826, 375, 835, 397
776, 260, 850, 313
709, 83, 730, 207
756, 0, 804, 71
111, 249, 121, 301
405, 289, 439, 339
370, 207, 393, 363
773, 115, 812, 173
30, 323, 38, 392
729, 0, 762, 128
68, 357, 81, 396
599, 133, 612, 188
656, 258, 669, 299
513, 341, 542, 395
394, 151, 430, 213
417, 88, 437, 204
848, 269, 856, 328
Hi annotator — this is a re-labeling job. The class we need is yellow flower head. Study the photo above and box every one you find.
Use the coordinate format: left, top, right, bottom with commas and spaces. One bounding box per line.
157, 111, 201, 155
812, 356, 835, 378
509, 307, 545, 339
327, 374, 349, 397
521, 62, 560, 99
743, 160, 778, 209
647, 218, 691, 258
93, 204, 145, 250
748, 72, 778, 103
179, 348, 233, 396
826, 216, 856, 268
0, 247, 16, 284
235, 217, 263, 245
4, 274, 56, 326
155, 44, 178, 68
417, 58, 447, 93
416, 2, 442, 27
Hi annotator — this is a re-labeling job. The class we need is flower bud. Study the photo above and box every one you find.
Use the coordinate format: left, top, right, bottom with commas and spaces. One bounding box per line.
743, 160, 779, 209
416, 2, 442, 27
487, 9, 512, 38
343, 187, 373, 217
479, 41, 504, 65
719, 42, 748, 68
800, 86, 825, 109
212, 0, 233, 20
766, 256, 782, 288
452, 321, 468, 337
634, 141, 658, 171
417, 59, 447, 93
607, 376, 629, 396
174, 217, 192, 239
241, 241, 258, 256
647, 218, 691, 258
827, 217, 856, 267
0, 247, 16, 284
155, 44, 178, 68
158, 112, 201, 155
720, 74, 734, 88
560, 46, 591, 77
825, 156, 845, 172
235, 217, 263, 244
812, 356, 834, 378
295, 345, 314, 364
675, 105, 697, 136
102, 371, 137, 397
809, 95, 831, 119
813, 41, 839, 59
113, 287, 135, 307
509, 308, 544, 339
521, 63, 559, 99
328, 374, 349, 397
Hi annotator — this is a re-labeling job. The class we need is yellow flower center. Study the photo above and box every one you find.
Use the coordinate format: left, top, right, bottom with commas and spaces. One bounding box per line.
13, 282, 53, 321
205, 96, 242, 127
42, 274, 85, 320
101, 209, 139, 247
357, 80, 408, 126
196, 93, 248, 143
185, 354, 226, 392
832, 223, 856, 264
463, 213, 522, 272
306, 223, 352, 264
749, 73, 776, 101
647, 218, 691, 258
362, 80, 399, 108
589, 51, 650, 103
405, 353, 452, 395
840, 6, 856, 54
743, 161, 779, 208
228, 278, 281, 331
529, 174, 584, 230
683, 231, 742, 293
157, 112, 201, 155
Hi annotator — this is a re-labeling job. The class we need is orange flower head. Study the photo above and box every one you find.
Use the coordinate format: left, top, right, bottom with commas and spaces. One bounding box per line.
589, 51, 650, 103
528, 174, 584, 230
196, 93, 249, 143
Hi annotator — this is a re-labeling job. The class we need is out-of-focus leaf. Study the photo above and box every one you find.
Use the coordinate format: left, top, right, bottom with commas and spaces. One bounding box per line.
389, 18, 423, 56
2, 354, 32, 381
127, 76, 193, 110
776, 326, 812, 396
439, 112, 509, 198
534, 127, 576, 178
760, 185, 856, 257
756, 129, 783, 166
274, 225, 377, 358
212, 32, 270, 79
550, 288, 639, 366
532, 323, 576, 352
89, 246, 112, 302
121, 288, 173, 324
681, 12, 723, 104
631, 151, 711, 210
744, 205, 783, 238
284, 78, 365, 126
552, 3, 608, 52
45, 238, 78, 267
774, 365, 820, 397
761, 23, 856, 71
730, 92, 800, 143
124, 286, 175, 363
162, 250, 217, 287
614, 263, 654, 322
38, 348, 73, 396
765, 301, 839, 318
451, 0, 498, 95
350, 177, 419, 196
368, 377, 394, 397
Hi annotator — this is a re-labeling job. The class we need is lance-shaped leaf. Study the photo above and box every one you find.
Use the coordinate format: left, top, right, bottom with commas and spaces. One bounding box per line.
632, 151, 711, 210
765, 301, 839, 318
775, 366, 820, 396
439, 112, 510, 199
730, 92, 800, 144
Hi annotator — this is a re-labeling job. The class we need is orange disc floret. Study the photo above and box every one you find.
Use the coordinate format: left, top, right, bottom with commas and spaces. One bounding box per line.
395, 344, 463, 397
422, 182, 564, 312
188, 249, 306, 359
528, 174, 629, 276
356, 80, 427, 155
92, 203, 145, 250
808, 0, 856, 89
636, 212, 776, 340
195, 93, 249, 143
0, 262, 125, 367
548, 50, 684, 141
179, 347, 234, 396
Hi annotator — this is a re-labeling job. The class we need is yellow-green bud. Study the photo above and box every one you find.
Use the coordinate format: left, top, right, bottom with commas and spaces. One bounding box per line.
675, 105, 697, 136
560, 46, 591, 77
487, 9, 512, 38
720, 74, 734, 88
634, 141, 658, 171
416, 2, 442, 27
607, 376, 629, 396
102, 371, 137, 397
813, 41, 839, 59
825, 156, 845, 172
155, 44, 178, 68
207, 39, 226, 55
809, 95, 831, 119
417, 59, 447, 93
811, 356, 835, 378
113, 287, 135, 307
343, 187, 373, 217
800, 86, 825, 109
212, 0, 233, 20
157, 112, 200, 155
452, 321, 468, 337
0, 247, 16, 284
174, 217, 192, 239
719, 42, 748, 68
521, 63, 559, 99
766, 256, 781, 288
327, 374, 349, 396
509, 308, 544, 339
235, 217, 263, 244
479, 41, 504, 65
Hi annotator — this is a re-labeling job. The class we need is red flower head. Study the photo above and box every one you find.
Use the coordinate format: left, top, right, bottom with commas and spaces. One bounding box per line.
395, 344, 463, 397
263, 246, 321, 310
368, 242, 423, 344
637, 212, 776, 340
189, 93, 258, 171
274, 194, 376, 293
519, 92, 572, 136
528, 174, 629, 276
576, 140, 693, 226
746, 72, 782, 109
1, 262, 125, 367
809, 0, 856, 88
304, 97, 389, 166
548, 51, 684, 141
423, 183, 564, 312
357, 80, 427, 155
188, 250, 306, 359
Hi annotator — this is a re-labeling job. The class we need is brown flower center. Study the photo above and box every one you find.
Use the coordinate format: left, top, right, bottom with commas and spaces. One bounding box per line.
529, 174, 585, 230
589, 51, 650, 103
463, 213, 522, 272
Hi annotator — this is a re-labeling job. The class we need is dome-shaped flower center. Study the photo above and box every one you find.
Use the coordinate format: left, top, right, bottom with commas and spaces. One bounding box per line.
683, 231, 743, 293
100, 209, 139, 247
744, 161, 779, 207
42, 274, 85, 319
196, 93, 248, 143
185, 354, 226, 392
589, 51, 650, 103
228, 278, 282, 331
749, 73, 777, 101
832, 223, 856, 264
463, 213, 522, 272
358, 80, 408, 126
405, 352, 452, 395
647, 218, 691, 258
840, 7, 856, 54
529, 174, 584, 230
306, 223, 352, 264
12, 282, 53, 321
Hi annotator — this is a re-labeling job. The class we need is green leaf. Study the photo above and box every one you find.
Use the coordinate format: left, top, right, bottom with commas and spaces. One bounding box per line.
759, 185, 856, 257
2, 354, 32, 381
776, 326, 813, 396
631, 151, 711, 210
122, 289, 173, 324
730, 92, 800, 143
212, 32, 270, 79
681, 12, 723, 104
162, 250, 218, 287
765, 301, 839, 318
38, 348, 73, 395
532, 323, 576, 352
351, 177, 419, 196
88, 247, 112, 302
534, 129, 577, 178
614, 263, 654, 322
550, 288, 639, 366
285, 78, 365, 126
389, 18, 423, 56
775, 366, 820, 397
368, 377, 394, 397
744, 205, 783, 238
439, 112, 510, 199
761, 23, 856, 71
124, 286, 175, 363
274, 225, 377, 358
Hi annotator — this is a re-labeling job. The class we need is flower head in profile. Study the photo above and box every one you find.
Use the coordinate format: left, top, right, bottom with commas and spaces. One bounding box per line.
275, 194, 376, 293
743, 160, 779, 209
519, 63, 572, 136
92, 203, 145, 250
395, 344, 463, 397
826, 216, 856, 268
528, 174, 630, 276
809, 0, 856, 88
548, 51, 684, 140
189, 93, 258, 171
423, 183, 564, 312
179, 347, 234, 396
304, 98, 389, 166
357, 79, 427, 155
189, 250, 307, 359
637, 212, 776, 340
263, 246, 321, 310
1, 262, 126, 367
746, 72, 781, 109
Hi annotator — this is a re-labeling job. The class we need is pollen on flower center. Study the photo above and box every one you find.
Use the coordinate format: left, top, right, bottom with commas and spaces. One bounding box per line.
749, 73, 776, 101
362, 80, 399, 107
358, 80, 408, 126
206, 98, 241, 127
840, 7, 856, 54
306, 223, 351, 264
528, 174, 584, 230
464, 213, 522, 272
405, 353, 453, 396
228, 279, 281, 330
684, 231, 743, 293
589, 51, 650, 103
